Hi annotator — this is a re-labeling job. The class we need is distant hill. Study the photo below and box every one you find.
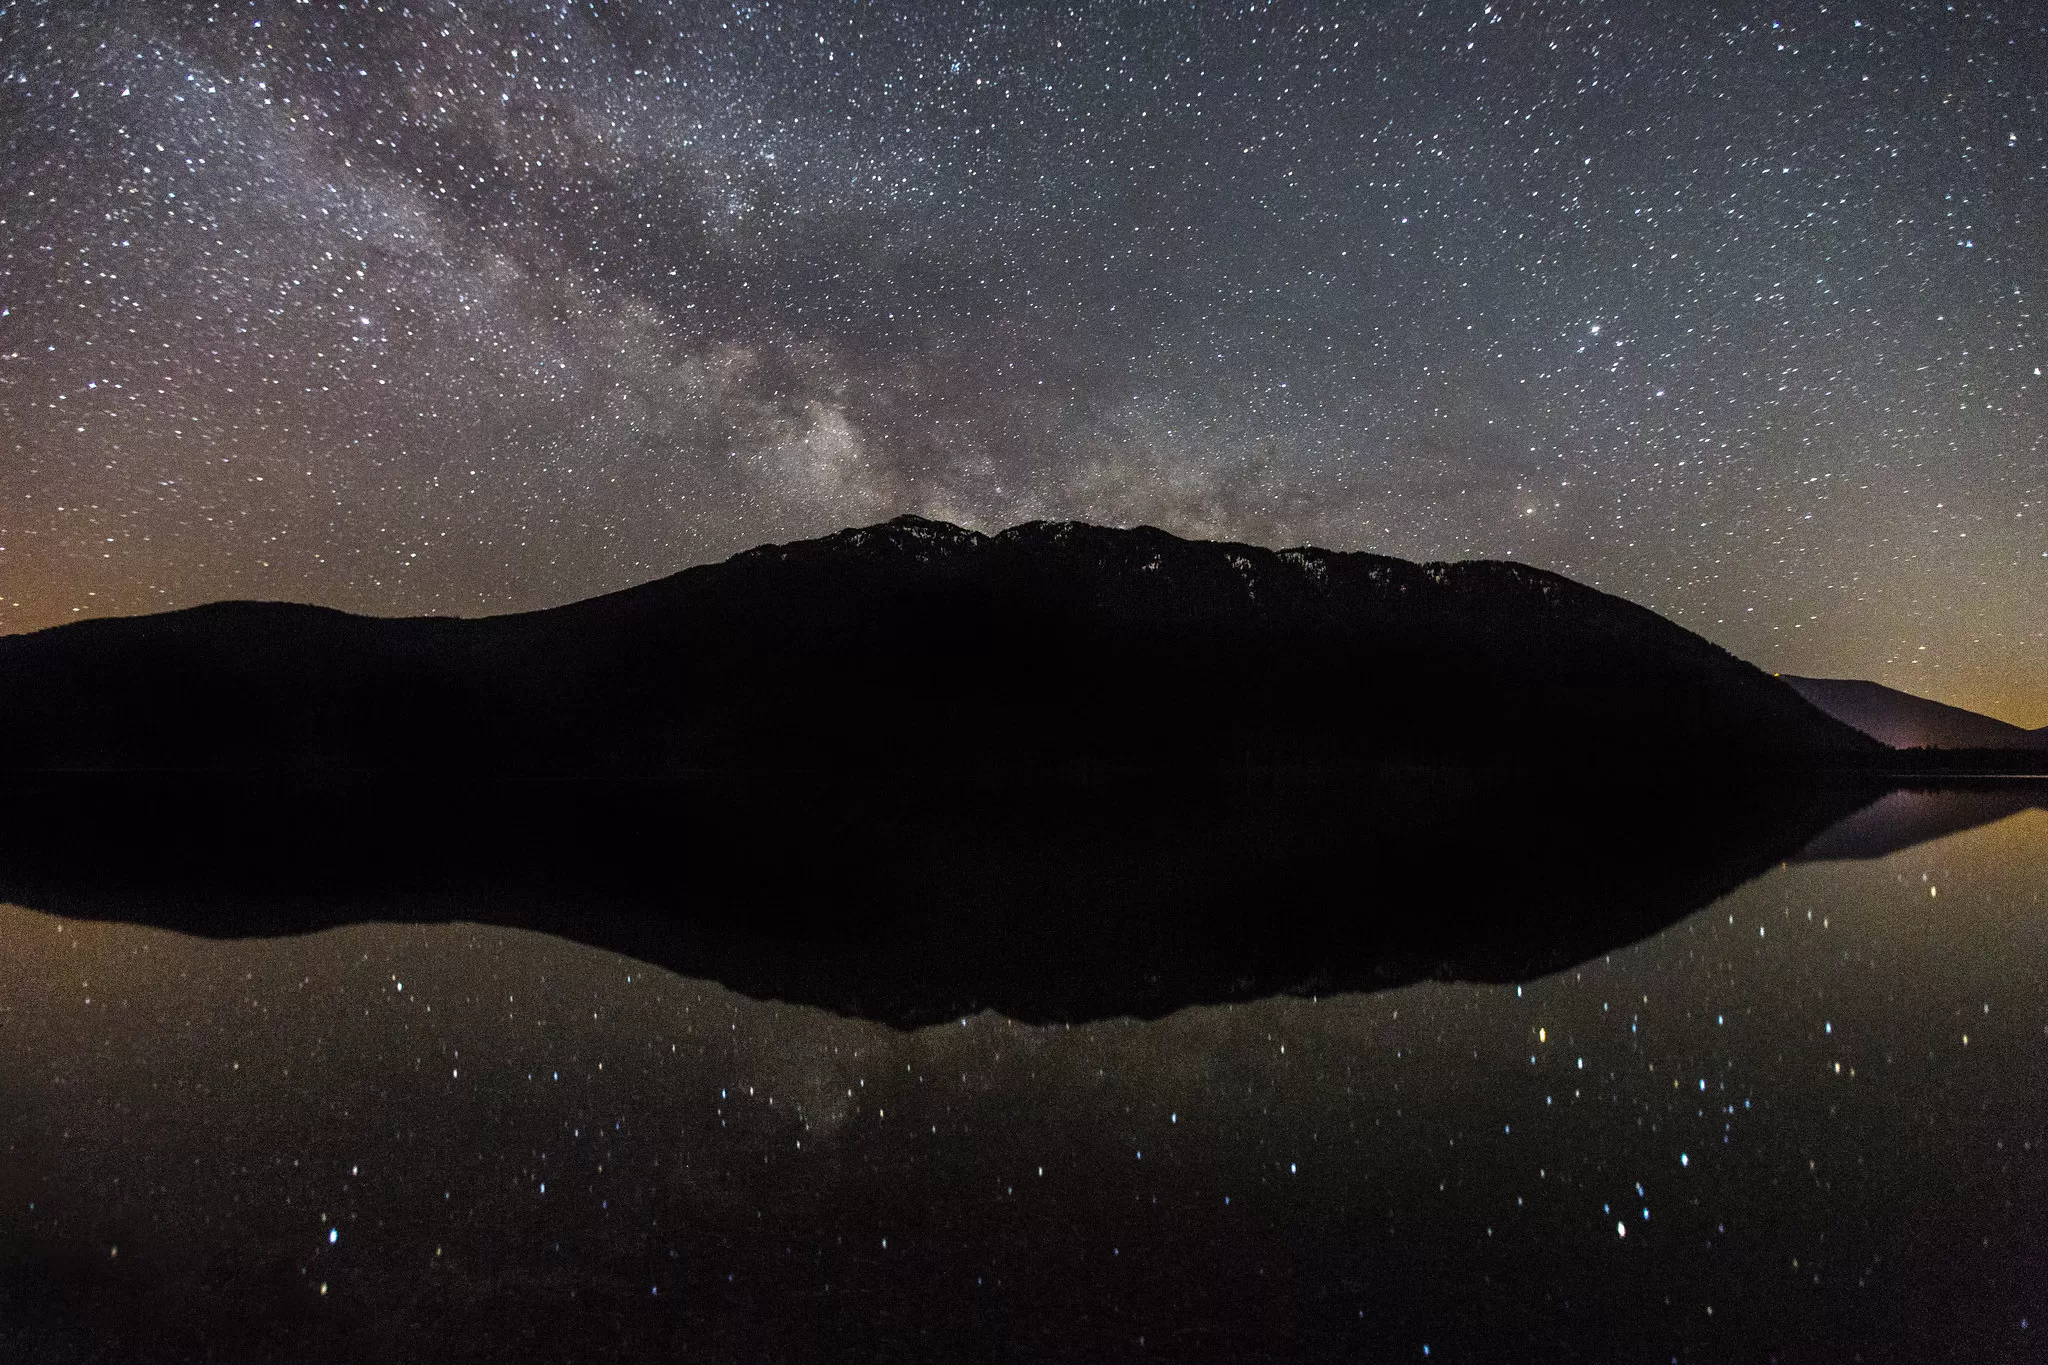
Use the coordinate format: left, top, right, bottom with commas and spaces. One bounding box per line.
0, 516, 1878, 774
1779, 676, 2048, 751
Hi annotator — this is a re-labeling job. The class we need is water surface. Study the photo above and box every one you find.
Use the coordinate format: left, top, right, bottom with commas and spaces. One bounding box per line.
1, 795, 2043, 1362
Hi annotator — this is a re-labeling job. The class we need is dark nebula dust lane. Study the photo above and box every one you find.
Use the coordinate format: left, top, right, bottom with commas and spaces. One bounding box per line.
2, 0, 2044, 720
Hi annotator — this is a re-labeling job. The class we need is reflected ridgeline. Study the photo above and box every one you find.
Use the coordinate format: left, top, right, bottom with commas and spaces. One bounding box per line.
1792, 781, 2048, 862
0, 770, 1875, 1026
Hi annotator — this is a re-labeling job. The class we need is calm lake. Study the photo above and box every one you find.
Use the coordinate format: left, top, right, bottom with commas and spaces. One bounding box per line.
2, 786, 2043, 1363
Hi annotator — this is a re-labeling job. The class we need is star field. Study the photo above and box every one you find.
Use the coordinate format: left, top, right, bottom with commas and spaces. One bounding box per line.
1, 0, 2043, 719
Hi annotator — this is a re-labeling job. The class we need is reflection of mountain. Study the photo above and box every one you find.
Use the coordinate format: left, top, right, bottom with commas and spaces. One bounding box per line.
0, 517, 1876, 775
1793, 782, 2048, 862
0, 771, 1872, 1026
1781, 675, 2048, 751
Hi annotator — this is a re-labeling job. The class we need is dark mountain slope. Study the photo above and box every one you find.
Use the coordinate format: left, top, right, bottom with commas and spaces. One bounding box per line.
1780, 674, 2048, 751
0, 516, 1878, 774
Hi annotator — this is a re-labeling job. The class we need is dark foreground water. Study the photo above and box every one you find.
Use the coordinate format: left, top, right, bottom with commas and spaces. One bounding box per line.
1, 790, 2044, 1363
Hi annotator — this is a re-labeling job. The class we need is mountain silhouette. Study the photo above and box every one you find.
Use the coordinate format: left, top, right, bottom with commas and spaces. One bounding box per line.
0, 516, 1878, 774
1780, 675, 2048, 751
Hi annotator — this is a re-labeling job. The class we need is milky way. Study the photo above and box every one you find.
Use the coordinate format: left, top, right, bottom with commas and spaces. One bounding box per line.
2, 1, 2043, 720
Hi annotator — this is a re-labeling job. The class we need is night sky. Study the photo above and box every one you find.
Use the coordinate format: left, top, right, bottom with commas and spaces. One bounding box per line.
2, 0, 2043, 722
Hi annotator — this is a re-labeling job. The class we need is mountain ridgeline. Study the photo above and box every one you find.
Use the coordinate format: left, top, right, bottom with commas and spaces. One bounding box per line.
1779, 675, 2048, 752
0, 517, 1878, 774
